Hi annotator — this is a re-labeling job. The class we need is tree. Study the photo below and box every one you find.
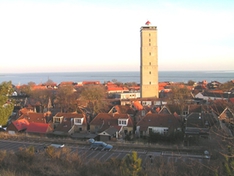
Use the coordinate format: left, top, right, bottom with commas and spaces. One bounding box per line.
55, 84, 77, 112
0, 81, 14, 126
18, 84, 32, 96
167, 85, 193, 115
187, 80, 195, 86
30, 89, 53, 112
219, 81, 234, 92
79, 85, 109, 116
120, 151, 143, 176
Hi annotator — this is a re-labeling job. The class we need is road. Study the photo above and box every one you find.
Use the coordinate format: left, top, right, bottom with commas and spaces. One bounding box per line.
0, 139, 210, 165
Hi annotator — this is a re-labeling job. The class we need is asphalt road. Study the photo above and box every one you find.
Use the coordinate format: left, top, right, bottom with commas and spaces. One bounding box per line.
0, 139, 210, 165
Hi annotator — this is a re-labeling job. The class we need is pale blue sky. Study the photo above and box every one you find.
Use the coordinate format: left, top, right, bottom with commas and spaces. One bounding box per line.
0, 0, 233, 73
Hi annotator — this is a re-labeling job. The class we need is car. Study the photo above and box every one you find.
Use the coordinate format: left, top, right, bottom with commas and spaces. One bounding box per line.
44, 144, 65, 149
88, 139, 113, 151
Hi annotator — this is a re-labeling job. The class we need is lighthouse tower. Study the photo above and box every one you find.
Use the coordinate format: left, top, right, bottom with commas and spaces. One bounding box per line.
140, 21, 158, 98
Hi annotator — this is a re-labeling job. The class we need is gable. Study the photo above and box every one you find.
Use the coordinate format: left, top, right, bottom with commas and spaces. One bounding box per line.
158, 106, 172, 114
219, 108, 234, 120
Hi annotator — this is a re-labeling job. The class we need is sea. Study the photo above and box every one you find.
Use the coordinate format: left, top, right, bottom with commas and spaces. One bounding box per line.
0, 71, 233, 85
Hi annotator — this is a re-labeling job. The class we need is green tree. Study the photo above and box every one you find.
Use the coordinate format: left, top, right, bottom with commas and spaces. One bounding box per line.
120, 151, 143, 176
0, 81, 14, 126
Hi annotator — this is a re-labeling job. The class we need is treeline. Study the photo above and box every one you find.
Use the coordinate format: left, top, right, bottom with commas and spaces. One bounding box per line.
0, 146, 227, 176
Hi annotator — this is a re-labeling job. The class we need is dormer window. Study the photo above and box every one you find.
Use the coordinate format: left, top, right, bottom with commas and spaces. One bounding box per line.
53, 116, 63, 123
118, 119, 128, 126
74, 118, 84, 125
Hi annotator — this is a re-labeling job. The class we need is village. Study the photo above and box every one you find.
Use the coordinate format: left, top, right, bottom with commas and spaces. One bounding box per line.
2, 79, 234, 147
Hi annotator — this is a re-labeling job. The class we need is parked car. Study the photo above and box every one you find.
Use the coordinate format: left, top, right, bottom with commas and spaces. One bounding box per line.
44, 144, 65, 149
88, 138, 113, 151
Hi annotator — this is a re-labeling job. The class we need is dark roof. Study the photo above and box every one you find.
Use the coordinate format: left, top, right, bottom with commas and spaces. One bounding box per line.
90, 113, 133, 132
136, 113, 181, 131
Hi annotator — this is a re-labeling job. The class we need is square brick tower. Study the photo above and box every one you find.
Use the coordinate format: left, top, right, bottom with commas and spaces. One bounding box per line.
140, 21, 158, 98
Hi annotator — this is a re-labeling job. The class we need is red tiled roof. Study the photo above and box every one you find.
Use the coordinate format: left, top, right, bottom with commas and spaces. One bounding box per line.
129, 86, 140, 90
31, 85, 47, 90
26, 122, 51, 133
60, 81, 74, 85
54, 112, 84, 118
82, 81, 100, 85
19, 108, 33, 115
12, 119, 29, 131
19, 112, 47, 123
107, 86, 129, 92
145, 21, 151, 25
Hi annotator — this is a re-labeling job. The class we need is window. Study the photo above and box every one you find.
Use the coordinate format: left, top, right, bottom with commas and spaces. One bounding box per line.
149, 52, 151, 56
118, 119, 127, 126
54, 118, 60, 123
74, 118, 83, 125
149, 71, 151, 74
149, 39, 151, 42
149, 33, 151, 37
75, 118, 81, 123
149, 82, 151, 84
149, 62, 151, 65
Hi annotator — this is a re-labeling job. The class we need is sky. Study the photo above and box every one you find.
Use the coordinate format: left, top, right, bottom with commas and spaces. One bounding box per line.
0, 0, 234, 73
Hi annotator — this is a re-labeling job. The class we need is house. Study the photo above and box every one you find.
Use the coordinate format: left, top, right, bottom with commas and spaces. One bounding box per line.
7, 118, 30, 134
212, 106, 234, 136
52, 112, 88, 136
217, 107, 234, 123
53, 117, 74, 136
7, 110, 53, 135
195, 91, 234, 101
89, 113, 134, 141
184, 112, 216, 137
136, 112, 181, 137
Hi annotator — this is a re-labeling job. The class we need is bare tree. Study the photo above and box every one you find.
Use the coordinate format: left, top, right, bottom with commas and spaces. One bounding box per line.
79, 85, 109, 117
54, 84, 77, 112
167, 85, 193, 115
